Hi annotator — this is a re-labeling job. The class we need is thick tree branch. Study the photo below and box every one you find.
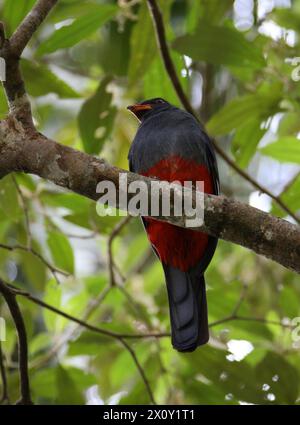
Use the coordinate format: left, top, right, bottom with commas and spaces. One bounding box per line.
0, 279, 32, 405
9, 0, 58, 57
0, 122, 299, 274
146, 0, 300, 224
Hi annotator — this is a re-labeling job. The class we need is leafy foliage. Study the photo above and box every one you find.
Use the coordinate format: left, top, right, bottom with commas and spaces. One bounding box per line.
0, 0, 300, 407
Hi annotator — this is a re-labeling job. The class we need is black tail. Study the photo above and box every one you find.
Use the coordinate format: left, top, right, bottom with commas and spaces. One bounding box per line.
163, 265, 209, 352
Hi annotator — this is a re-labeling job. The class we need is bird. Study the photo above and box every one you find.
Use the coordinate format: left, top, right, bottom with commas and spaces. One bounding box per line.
127, 98, 219, 352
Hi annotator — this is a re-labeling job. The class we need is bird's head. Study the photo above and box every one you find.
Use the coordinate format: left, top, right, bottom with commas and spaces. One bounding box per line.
127, 98, 170, 121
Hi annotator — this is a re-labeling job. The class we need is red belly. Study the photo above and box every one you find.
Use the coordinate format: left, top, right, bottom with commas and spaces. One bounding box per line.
142, 155, 214, 272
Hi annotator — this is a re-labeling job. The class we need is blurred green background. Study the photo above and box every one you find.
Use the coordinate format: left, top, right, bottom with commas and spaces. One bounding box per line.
1, 0, 300, 405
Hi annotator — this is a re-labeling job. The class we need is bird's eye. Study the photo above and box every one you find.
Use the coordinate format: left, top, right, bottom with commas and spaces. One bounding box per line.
156, 99, 165, 104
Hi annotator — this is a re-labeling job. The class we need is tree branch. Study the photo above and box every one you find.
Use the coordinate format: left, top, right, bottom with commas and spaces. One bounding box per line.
146, 0, 300, 225
9, 0, 58, 57
0, 0, 298, 275
0, 122, 299, 273
0, 279, 32, 405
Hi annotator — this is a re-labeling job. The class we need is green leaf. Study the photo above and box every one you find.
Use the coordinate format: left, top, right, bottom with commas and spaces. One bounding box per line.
29, 332, 52, 356
128, 0, 172, 86
143, 54, 187, 106
43, 281, 62, 333
40, 192, 90, 214
207, 85, 281, 135
68, 331, 112, 356
0, 89, 8, 119
2, 0, 36, 35
260, 137, 300, 164
186, 0, 234, 31
98, 20, 132, 77
0, 176, 22, 222
20, 241, 47, 290
232, 118, 266, 168
255, 352, 299, 404
31, 368, 57, 400
20, 59, 80, 98
272, 8, 300, 33
47, 231, 74, 274
278, 112, 300, 136
56, 366, 84, 405
279, 286, 300, 318
272, 174, 300, 217
172, 22, 265, 69
78, 77, 117, 154
37, 4, 118, 56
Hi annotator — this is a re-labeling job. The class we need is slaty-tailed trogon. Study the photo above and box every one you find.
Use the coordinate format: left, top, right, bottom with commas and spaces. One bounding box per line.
127, 98, 219, 352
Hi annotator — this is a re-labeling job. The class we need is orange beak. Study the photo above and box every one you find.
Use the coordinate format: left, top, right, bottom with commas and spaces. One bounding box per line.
127, 103, 152, 114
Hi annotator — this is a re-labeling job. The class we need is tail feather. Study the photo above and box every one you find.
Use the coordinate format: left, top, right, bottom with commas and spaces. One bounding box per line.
163, 265, 209, 352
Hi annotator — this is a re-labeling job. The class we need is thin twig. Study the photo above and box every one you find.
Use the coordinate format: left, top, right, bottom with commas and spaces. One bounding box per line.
119, 338, 156, 404
12, 287, 167, 339
10, 0, 58, 57
0, 279, 32, 405
0, 243, 69, 284
231, 284, 248, 317
146, 0, 300, 224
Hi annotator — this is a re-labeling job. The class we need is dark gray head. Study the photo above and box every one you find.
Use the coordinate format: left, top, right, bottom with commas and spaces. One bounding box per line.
127, 98, 171, 121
